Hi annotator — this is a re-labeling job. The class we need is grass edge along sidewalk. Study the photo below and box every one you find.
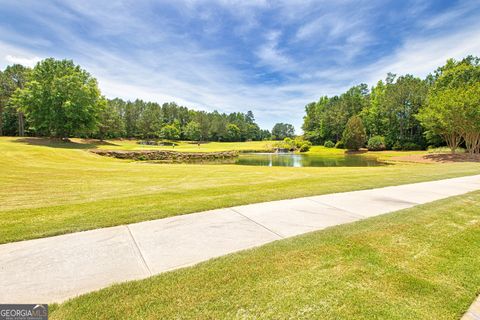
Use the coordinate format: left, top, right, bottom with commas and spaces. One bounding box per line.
50, 190, 480, 319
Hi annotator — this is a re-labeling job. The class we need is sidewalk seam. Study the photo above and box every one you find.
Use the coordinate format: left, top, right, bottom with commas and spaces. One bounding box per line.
126, 225, 152, 276
229, 208, 285, 239
305, 197, 365, 219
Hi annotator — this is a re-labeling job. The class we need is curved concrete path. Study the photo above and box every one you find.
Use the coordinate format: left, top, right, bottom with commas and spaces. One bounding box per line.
1, 174, 480, 303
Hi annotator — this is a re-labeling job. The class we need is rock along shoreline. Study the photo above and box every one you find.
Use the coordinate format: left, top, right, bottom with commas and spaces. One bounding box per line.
91, 149, 239, 161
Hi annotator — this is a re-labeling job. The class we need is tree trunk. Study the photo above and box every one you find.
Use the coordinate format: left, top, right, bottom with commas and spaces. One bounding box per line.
18, 111, 25, 136
463, 131, 480, 155
443, 132, 462, 154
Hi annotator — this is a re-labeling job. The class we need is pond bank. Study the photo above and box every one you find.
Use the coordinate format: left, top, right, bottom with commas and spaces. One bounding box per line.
91, 149, 239, 161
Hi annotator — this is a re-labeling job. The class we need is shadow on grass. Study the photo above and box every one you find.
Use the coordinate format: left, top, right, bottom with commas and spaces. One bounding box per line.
425, 153, 480, 163
13, 137, 118, 150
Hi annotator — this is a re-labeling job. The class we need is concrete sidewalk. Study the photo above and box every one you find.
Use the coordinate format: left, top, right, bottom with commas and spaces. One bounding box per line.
463, 295, 480, 320
1, 175, 480, 303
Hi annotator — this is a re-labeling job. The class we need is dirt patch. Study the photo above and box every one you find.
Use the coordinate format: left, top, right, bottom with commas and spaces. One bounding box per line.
391, 153, 480, 163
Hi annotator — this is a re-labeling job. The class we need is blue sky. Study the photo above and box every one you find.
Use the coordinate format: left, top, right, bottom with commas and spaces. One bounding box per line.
1, 0, 479, 131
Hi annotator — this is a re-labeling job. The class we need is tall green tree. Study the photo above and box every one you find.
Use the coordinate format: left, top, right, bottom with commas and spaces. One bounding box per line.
302, 84, 369, 144
225, 123, 241, 141
138, 101, 162, 138
12, 58, 102, 138
184, 121, 202, 141
419, 57, 480, 153
272, 123, 295, 140
342, 115, 366, 150
208, 111, 227, 141
360, 80, 386, 137
380, 75, 428, 148
160, 123, 180, 140
97, 99, 125, 140
302, 99, 326, 144
0, 64, 31, 136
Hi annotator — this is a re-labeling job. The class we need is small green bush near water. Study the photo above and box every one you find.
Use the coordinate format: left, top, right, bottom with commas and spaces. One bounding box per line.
324, 140, 335, 148
335, 140, 344, 149
367, 136, 386, 151
393, 141, 423, 151
299, 143, 311, 152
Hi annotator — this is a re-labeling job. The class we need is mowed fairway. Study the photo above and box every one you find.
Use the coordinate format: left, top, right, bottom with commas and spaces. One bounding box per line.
50, 191, 480, 319
1, 137, 480, 244
92, 139, 277, 152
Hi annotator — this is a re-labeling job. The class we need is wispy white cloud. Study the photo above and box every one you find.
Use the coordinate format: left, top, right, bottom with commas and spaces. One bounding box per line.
0, 0, 479, 132
255, 31, 296, 72
4, 54, 41, 68
0, 41, 43, 68
421, 0, 479, 30
365, 23, 480, 84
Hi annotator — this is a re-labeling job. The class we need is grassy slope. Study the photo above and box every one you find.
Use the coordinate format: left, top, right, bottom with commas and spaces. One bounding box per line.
87, 138, 277, 152
51, 191, 480, 320
1, 137, 480, 244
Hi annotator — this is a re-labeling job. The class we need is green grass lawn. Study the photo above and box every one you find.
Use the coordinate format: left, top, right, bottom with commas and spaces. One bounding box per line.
80, 138, 278, 152
50, 191, 480, 319
1, 137, 479, 244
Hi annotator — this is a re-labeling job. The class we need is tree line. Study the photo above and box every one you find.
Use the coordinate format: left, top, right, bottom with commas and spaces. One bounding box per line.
98, 99, 271, 141
0, 58, 276, 142
302, 56, 480, 153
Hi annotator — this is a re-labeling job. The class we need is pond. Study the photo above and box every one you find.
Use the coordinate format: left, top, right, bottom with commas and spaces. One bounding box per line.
148, 152, 386, 167
234, 153, 385, 167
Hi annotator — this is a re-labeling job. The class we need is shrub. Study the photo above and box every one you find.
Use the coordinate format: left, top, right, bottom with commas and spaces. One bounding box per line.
342, 116, 366, 150
283, 137, 296, 150
294, 137, 307, 149
402, 142, 422, 151
367, 136, 386, 151
303, 131, 321, 145
393, 141, 423, 151
335, 140, 344, 149
392, 141, 403, 151
324, 140, 335, 148
299, 143, 311, 152
160, 124, 180, 140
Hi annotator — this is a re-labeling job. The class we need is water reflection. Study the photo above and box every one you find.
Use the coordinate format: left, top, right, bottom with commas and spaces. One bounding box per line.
235, 153, 384, 167
149, 152, 386, 167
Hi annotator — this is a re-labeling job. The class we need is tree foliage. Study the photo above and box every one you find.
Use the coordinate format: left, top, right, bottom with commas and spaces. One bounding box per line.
418, 56, 480, 154
96, 100, 267, 142
342, 116, 366, 150
160, 123, 181, 140
302, 85, 369, 144
272, 123, 295, 140
0, 59, 269, 142
301, 67, 450, 151
367, 135, 386, 151
12, 58, 103, 138
184, 121, 202, 141
0, 64, 31, 136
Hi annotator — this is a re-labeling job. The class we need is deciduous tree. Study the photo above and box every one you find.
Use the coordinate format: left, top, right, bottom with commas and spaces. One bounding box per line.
13, 58, 102, 138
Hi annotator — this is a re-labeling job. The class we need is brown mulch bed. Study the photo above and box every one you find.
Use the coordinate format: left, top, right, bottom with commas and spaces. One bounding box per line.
391, 153, 480, 163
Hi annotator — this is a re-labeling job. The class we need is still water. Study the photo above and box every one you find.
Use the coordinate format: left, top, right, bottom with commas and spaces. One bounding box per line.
235, 153, 385, 167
